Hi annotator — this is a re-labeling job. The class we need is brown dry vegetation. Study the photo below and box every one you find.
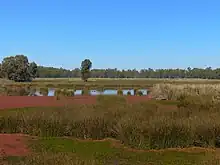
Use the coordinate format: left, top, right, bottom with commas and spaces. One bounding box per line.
151, 83, 220, 100
1, 95, 220, 149
4, 78, 220, 90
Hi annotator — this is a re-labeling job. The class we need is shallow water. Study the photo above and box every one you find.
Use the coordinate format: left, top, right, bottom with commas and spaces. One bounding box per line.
32, 89, 148, 96
138, 89, 148, 95
75, 89, 82, 95
48, 89, 55, 96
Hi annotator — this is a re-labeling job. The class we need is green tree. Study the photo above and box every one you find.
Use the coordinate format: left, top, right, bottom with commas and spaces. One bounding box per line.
80, 59, 92, 82
29, 62, 38, 78
1, 55, 38, 82
0, 63, 2, 78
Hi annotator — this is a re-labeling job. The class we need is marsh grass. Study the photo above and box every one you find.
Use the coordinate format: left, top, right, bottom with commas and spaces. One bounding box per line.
0, 86, 30, 96
54, 88, 61, 96
82, 87, 90, 95
2, 95, 220, 164
117, 89, 123, 96
2, 95, 220, 150
4, 138, 217, 165
5, 153, 94, 165
65, 89, 74, 96
151, 83, 220, 100
5, 151, 216, 165
29, 87, 36, 95
3, 78, 220, 92
39, 88, 48, 96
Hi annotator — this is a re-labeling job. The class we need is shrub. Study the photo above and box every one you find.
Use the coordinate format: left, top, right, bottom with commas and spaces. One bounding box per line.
137, 90, 143, 96
3, 86, 30, 96
117, 89, 123, 96
82, 88, 90, 95
40, 88, 49, 96
127, 91, 132, 96
29, 87, 36, 96
16, 87, 29, 96
0, 86, 6, 96
65, 89, 74, 96
55, 89, 61, 96
96, 86, 104, 92
134, 88, 139, 96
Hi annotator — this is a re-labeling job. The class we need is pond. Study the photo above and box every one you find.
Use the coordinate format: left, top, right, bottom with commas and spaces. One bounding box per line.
35, 89, 148, 96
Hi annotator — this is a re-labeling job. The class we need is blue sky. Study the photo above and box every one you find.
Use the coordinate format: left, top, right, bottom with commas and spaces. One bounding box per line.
0, 0, 219, 70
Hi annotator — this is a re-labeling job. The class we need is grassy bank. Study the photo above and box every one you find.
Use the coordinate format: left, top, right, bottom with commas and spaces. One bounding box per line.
4, 137, 217, 165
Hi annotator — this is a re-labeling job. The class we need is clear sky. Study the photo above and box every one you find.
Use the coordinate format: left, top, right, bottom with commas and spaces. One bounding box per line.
0, 0, 219, 70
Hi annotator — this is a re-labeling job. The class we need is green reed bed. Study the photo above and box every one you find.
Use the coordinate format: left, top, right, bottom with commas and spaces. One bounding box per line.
4, 147, 216, 165
4, 139, 216, 165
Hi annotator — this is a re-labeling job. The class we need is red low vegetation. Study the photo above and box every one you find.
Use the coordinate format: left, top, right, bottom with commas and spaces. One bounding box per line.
0, 96, 151, 110
0, 134, 30, 157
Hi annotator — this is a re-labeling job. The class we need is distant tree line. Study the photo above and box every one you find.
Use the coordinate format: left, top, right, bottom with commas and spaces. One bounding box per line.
38, 66, 220, 79
1, 55, 220, 81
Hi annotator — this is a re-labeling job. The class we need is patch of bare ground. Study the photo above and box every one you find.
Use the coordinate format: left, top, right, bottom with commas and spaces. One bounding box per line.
0, 134, 31, 157
0, 96, 153, 110
0, 96, 97, 110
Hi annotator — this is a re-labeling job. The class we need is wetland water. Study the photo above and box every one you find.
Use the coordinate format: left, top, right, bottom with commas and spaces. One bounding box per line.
35, 89, 148, 96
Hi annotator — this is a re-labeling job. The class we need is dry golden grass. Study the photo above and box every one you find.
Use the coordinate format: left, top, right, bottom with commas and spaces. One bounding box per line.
151, 83, 220, 100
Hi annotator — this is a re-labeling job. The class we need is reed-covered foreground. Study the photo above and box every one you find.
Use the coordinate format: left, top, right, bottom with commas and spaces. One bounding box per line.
1, 95, 220, 164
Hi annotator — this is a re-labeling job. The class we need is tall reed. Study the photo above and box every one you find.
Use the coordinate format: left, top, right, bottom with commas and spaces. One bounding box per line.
151, 83, 220, 100
2, 95, 220, 149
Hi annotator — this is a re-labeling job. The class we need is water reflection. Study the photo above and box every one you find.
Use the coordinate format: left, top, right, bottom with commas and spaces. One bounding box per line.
34, 90, 43, 96
90, 90, 102, 95
48, 89, 55, 96
102, 89, 118, 95
123, 89, 134, 95
31, 89, 148, 96
138, 89, 148, 95
75, 90, 82, 95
